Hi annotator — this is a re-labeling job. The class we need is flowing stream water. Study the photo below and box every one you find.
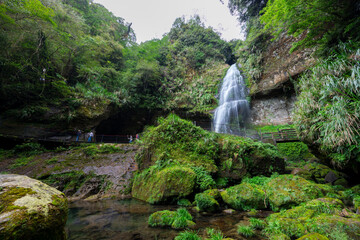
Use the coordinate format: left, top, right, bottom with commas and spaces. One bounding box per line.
65, 199, 269, 240
213, 64, 250, 135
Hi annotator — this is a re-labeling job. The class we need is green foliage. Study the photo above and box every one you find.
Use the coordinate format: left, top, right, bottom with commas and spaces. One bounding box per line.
177, 199, 192, 207
13, 142, 46, 157
249, 218, 266, 230
293, 42, 360, 167
174, 231, 201, 240
260, 0, 360, 52
148, 208, 194, 229
191, 166, 216, 191
205, 228, 226, 240
237, 225, 255, 237
228, 0, 268, 24
194, 193, 220, 213
277, 142, 313, 161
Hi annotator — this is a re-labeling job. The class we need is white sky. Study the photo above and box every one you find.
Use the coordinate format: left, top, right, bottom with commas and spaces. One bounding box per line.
93, 0, 243, 43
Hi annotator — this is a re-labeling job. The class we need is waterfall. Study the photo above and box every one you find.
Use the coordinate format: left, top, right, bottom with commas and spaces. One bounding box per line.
213, 64, 250, 135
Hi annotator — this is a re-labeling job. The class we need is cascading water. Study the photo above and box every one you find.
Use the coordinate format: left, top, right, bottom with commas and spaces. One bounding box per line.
213, 64, 250, 135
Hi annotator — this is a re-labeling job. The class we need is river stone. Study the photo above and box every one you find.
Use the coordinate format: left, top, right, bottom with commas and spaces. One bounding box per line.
0, 174, 68, 240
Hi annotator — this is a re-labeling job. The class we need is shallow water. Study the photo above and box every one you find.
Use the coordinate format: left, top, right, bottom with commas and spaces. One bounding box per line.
65, 199, 269, 240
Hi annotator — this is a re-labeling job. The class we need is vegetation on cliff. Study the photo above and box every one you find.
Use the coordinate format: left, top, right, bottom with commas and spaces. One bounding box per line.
0, 1, 235, 129
228, 0, 360, 170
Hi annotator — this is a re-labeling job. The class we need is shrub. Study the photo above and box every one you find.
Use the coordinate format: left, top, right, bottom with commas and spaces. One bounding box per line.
293, 42, 360, 167
13, 142, 46, 156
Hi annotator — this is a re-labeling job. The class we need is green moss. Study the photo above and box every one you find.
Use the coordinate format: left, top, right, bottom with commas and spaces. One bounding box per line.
10, 156, 35, 169
132, 165, 196, 204
296, 232, 329, 240
148, 210, 177, 227
221, 182, 267, 210
174, 230, 202, 240
177, 199, 192, 207
148, 208, 194, 229
195, 192, 220, 212
277, 142, 314, 161
265, 175, 324, 211
264, 198, 360, 239
0, 187, 36, 214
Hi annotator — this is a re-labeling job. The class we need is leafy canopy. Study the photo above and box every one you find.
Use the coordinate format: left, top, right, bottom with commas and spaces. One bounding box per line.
260, 0, 360, 52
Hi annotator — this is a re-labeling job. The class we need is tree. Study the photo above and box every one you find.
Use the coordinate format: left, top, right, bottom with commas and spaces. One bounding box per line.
227, 0, 268, 23
260, 0, 360, 52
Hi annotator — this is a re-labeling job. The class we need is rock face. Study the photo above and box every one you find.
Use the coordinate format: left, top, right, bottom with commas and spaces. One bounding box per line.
0, 174, 68, 240
251, 94, 296, 125
248, 34, 315, 126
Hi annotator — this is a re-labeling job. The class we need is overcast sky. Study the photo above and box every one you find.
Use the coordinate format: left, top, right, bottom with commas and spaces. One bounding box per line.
93, 0, 243, 43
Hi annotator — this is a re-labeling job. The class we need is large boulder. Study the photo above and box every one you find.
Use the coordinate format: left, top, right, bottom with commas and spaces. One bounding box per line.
264, 198, 360, 239
217, 135, 285, 181
221, 182, 267, 210
0, 174, 68, 240
266, 175, 324, 211
132, 166, 196, 204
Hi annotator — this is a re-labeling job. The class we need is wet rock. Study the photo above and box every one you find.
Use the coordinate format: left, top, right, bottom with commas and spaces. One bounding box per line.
0, 174, 68, 240
223, 209, 236, 214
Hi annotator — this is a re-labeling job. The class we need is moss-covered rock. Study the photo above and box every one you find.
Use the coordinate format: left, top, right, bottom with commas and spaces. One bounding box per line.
221, 182, 266, 210
296, 233, 329, 240
148, 208, 195, 229
0, 174, 68, 240
264, 198, 360, 239
194, 192, 220, 213
132, 165, 196, 204
218, 135, 285, 181
266, 175, 324, 211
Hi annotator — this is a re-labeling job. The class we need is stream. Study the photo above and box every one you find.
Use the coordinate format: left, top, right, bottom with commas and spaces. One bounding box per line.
65, 199, 270, 240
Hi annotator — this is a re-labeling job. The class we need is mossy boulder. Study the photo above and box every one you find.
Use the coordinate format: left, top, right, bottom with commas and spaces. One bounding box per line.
194, 192, 220, 213
221, 182, 266, 210
296, 233, 329, 240
265, 198, 360, 239
132, 165, 196, 204
0, 174, 68, 240
148, 208, 195, 229
266, 175, 324, 211
218, 135, 285, 181
302, 163, 347, 186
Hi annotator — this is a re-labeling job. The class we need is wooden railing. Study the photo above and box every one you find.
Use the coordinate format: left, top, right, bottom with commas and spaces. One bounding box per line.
259, 128, 299, 145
